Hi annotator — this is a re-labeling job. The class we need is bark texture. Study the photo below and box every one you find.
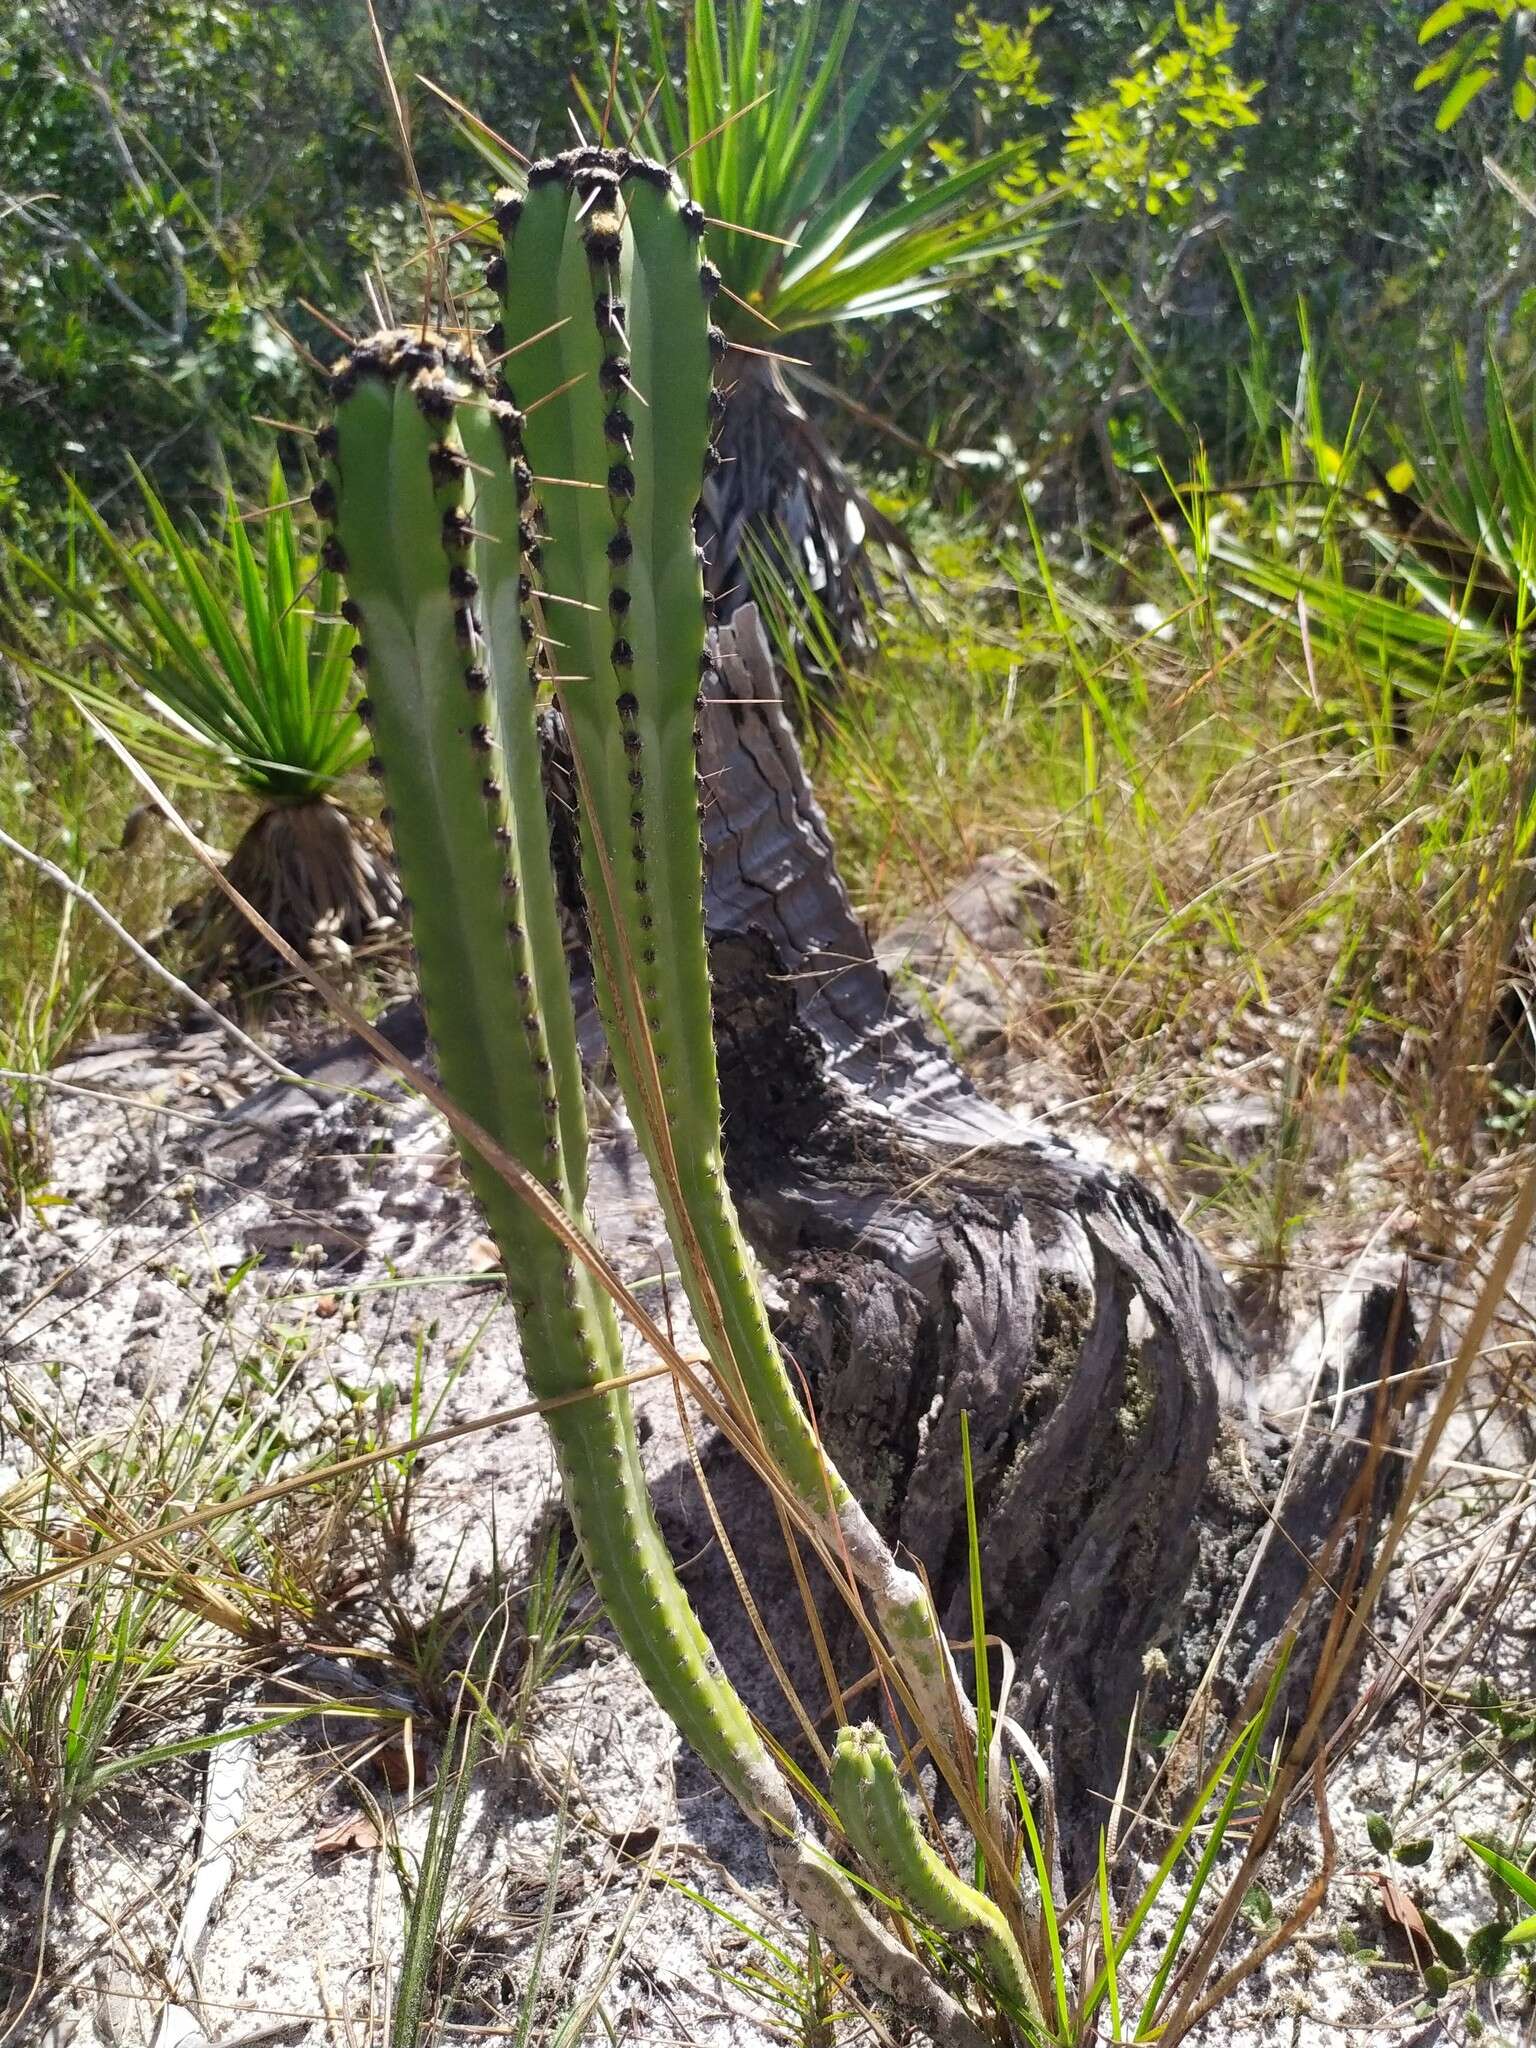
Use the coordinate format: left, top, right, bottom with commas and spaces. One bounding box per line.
698, 609, 1250, 1861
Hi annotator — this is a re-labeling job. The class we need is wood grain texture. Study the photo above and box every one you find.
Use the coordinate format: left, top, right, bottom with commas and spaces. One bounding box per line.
699, 609, 1248, 1857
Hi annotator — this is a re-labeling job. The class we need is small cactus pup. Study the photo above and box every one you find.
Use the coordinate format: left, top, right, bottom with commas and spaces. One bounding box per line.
832, 1724, 1045, 2033
491, 148, 974, 1762
319, 328, 986, 2046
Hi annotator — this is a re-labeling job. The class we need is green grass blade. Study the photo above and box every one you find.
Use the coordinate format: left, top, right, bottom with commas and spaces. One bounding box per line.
390, 1705, 483, 2048
960, 1410, 991, 1890
1012, 1761, 1069, 2042
1078, 1712, 1259, 2019
1098, 1830, 1122, 2042
512, 1776, 569, 2048
1132, 1654, 1291, 2035
1464, 1837, 1536, 1913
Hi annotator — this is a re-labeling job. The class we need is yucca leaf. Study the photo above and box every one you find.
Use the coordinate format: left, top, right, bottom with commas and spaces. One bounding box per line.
760, 0, 844, 180
642, 0, 690, 159
1223, 347, 1536, 703
1217, 547, 1507, 690
5, 462, 366, 804
765, 53, 885, 245
446, 0, 1046, 347
61, 483, 263, 752
775, 104, 952, 290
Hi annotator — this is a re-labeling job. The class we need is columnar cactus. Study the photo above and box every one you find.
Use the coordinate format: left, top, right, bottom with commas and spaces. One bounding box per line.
319, 326, 994, 2040
314, 162, 995, 2043
488, 151, 968, 1753
318, 328, 783, 1814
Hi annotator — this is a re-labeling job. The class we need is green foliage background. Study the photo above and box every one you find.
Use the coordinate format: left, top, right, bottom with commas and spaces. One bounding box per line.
1, 0, 1533, 529
0, 0, 574, 522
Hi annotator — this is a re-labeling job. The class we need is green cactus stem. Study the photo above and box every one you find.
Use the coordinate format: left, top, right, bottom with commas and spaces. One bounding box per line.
320, 328, 783, 1814
319, 326, 988, 2048
490, 147, 970, 1756
832, 1723, 1044, 2032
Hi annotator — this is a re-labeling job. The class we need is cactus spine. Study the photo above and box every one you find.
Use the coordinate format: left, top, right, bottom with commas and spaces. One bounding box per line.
492, 153, 967, 1746
832, 1724, 1043, 2031
319, 300, 988, 2043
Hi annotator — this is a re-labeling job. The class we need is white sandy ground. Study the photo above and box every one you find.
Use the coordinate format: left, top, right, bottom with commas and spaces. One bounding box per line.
2, 1018, 1533, 2048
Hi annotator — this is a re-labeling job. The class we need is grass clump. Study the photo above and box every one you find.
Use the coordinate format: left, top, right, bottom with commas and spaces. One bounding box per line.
772, 496, 1536, 1264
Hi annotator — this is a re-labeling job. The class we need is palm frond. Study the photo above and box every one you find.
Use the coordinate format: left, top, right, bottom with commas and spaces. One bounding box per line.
1214, 540, 1511, 698
1217, 349, 1536, 706
448, 0, 1049, 341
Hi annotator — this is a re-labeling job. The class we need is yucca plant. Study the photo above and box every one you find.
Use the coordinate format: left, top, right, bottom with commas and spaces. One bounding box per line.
441, 0, 1044, 651
4, 463, 400, 991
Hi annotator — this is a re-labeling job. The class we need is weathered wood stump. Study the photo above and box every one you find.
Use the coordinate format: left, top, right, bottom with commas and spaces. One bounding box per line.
695, 610, 1252, 1866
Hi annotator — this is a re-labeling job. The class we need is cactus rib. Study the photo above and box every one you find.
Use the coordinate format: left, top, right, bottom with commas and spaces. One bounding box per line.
493, 149, 969, 1752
